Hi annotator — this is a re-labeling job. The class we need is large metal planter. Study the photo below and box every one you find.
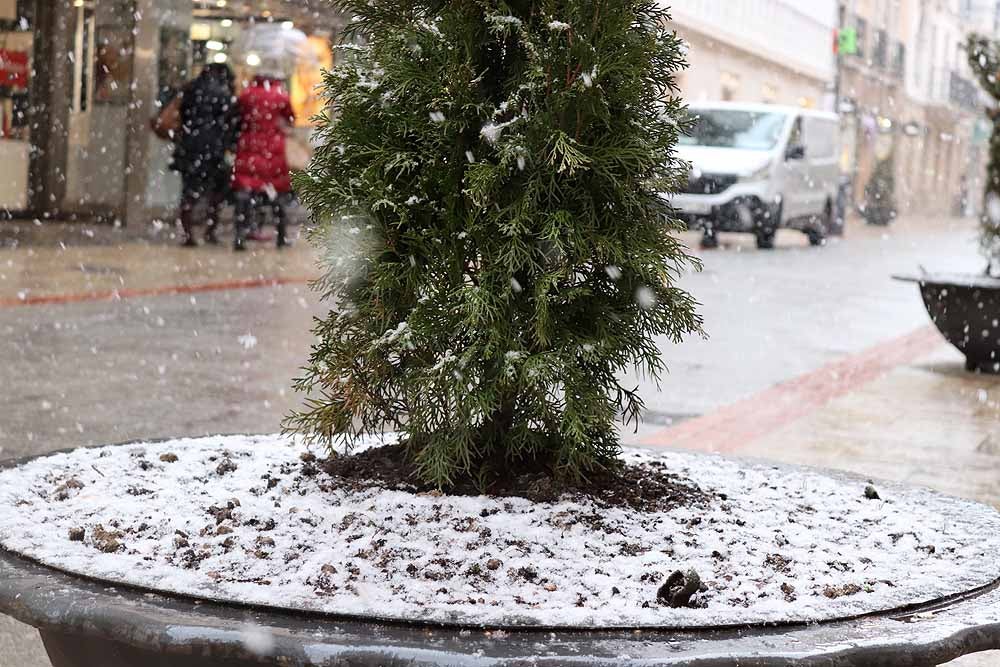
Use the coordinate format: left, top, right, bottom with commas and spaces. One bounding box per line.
896, 272, 1000, 373
4, 445, 1000, 667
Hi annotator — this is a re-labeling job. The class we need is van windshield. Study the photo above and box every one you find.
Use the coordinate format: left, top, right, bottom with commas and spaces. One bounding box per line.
680, 109, 788, 151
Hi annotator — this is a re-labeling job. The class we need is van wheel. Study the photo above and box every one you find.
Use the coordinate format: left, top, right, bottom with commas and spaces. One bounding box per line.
754, 203, 780, 250
755, 228, 776, 249
806, 202, 831, 247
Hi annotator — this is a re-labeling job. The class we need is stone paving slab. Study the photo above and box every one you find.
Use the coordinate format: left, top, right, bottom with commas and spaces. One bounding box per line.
709, 344, 1000, 506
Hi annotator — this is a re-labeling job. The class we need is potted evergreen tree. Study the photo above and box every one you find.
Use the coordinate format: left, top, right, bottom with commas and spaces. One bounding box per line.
894, 35, 1000, 374
969, 35, 1000, 279
285, 0, 702, 488
863, 155, 896, 226
3, 5, 1000, 667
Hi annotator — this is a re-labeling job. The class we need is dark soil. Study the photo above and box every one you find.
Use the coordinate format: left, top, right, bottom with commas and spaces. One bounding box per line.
319, 444, 713, 512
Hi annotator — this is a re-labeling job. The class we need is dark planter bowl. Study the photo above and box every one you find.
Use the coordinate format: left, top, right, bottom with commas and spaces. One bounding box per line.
895, 272, 1000, 373
4, 445, 1000, 666
5, 545, 1000, 667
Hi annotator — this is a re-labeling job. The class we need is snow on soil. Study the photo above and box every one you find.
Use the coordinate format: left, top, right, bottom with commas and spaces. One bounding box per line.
1, 434, 998, 628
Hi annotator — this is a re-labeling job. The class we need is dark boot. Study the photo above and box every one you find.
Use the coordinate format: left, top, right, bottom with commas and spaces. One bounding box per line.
204, 195, 221, 244
179, 199, 198, 247
204, 225, 220, 245
204, 218, 220, 245
275, 197, 290, 248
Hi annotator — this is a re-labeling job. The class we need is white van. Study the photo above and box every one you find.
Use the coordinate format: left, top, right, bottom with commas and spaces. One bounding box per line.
670, 102, 840, 249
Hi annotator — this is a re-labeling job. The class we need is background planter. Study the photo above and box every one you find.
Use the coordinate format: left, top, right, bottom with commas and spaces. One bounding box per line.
895, 273, 1000, 373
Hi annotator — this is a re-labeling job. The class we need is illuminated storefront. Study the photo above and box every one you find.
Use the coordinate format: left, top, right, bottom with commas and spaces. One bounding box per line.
3, 0, 340, 224
0, 0, 36, 213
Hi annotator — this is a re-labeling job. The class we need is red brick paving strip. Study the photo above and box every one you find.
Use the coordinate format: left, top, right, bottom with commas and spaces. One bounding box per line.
0, 276, 315, 307
641, 325, 944, 453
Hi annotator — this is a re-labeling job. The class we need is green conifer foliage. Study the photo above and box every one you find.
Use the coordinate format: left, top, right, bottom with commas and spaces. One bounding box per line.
288, 1, 702, 487
966, 34, 1000, 274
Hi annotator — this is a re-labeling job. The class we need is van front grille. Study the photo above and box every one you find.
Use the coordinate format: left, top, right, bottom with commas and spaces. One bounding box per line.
683, 173, 738, 195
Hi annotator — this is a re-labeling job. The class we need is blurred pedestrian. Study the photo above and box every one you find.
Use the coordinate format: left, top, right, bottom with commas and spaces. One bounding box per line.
232, 71, 295, 251
172, 63, 240, 247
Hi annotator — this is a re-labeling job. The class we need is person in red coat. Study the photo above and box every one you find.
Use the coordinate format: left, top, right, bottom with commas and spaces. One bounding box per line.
232, 73, 295, 250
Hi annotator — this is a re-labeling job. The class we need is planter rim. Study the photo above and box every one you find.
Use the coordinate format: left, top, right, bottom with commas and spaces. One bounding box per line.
4, 538, 1000, 666
892, 272, 1000, 289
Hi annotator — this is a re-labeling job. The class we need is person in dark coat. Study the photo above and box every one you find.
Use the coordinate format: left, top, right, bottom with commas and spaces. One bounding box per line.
173, 63, 240, 247
232, 73, 295, 251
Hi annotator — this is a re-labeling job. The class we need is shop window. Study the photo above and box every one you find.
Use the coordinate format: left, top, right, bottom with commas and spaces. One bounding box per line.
157, 27, 190, 105
95, 17, 134, 105
0, 0, 34, 211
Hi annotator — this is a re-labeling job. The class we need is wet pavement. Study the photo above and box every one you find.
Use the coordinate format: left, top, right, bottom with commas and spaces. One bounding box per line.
1, 216, 999, 666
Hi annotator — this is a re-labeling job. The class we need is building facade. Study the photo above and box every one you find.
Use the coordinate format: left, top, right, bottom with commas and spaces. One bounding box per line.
0, 0, 341, 225
837, 0, 991, 217
670, 0, 839, 110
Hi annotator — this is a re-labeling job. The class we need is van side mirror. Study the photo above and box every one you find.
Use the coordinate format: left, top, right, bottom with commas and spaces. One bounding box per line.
786, 144, 806, 161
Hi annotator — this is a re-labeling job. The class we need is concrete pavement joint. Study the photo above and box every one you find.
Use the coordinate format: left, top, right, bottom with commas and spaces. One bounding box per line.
641, 325, 945, 453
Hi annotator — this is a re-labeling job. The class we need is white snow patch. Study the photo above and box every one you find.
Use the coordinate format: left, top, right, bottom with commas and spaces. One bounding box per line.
480, 119, 518, 145
1, 435, 998, 629
488, 15, 522, 28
